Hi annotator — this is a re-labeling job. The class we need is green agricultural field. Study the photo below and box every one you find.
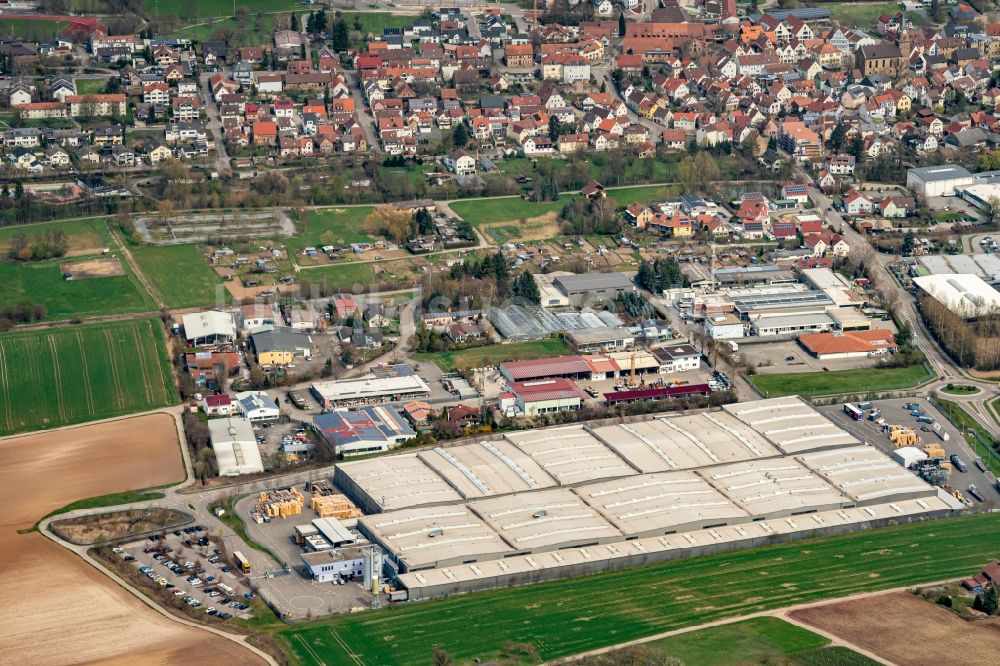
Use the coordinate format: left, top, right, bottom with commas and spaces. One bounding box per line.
0, 18, 69, 41
278, 513, 1000, 666
0, 318, 176, 436
288, 206, 374, 252
414, 338, 571, 372
450, 196, 568, 227
0, 259, 155, 320
131, 244, 225, 309
749, 364, 932, 397
0, 216, 113, 249
636, 617, 876, 666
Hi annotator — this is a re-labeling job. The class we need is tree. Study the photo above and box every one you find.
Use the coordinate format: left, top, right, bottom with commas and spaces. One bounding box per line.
330, 18, 350, 49
415, 208, 434, 235
453, 122, 469, 147
618, 11, 626, 37
901, 231, 916, 256
549, 116, 564, 141
983, 584, 999, 615
512, 272, 540, 304
236, 5, 249, 24
829, 123, 845, 152
364, 205, 416, 244
290, 12, 299, 32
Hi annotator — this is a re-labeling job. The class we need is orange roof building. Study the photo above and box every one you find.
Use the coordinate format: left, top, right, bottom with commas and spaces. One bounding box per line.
798, 330, 897, 359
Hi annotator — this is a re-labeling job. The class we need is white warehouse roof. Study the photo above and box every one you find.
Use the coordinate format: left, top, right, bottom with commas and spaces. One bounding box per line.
913, 273, 1000, 319
182, 310, 236, 341
312, 375, 431, 402
207, 417, 263, 476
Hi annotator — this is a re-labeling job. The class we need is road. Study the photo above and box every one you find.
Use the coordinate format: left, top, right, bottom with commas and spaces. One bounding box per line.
593, 63, 664, 144
345, 70, 382, 154
803, 174, 1000, 439
199, 72, 232, 176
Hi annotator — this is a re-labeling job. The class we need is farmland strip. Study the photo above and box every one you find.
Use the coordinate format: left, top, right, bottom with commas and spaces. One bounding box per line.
102, 329, 126, 411
130, 324, 155, 405
75, 330, 95, 414
46, 335, 67, 423
0, 339, 13, 432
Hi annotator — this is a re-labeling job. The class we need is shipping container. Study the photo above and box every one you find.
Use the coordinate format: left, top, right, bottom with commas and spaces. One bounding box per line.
916, 416, 935, 424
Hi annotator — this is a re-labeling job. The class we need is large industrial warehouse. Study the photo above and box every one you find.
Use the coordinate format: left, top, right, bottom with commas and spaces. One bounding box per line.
333, 397, 963, 595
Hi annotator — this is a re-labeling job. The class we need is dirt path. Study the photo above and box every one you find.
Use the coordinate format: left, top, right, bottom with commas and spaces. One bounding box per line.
109, 225, 166, 310
775, 610, 895, 665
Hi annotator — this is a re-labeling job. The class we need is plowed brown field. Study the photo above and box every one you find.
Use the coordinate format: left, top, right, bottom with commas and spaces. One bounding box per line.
789, 592, 1000, 666
0, 413, 266, 666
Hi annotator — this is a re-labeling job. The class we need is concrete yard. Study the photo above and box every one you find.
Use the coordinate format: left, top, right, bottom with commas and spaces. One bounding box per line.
234, 492, 378, 615
817, 397, 1000, 504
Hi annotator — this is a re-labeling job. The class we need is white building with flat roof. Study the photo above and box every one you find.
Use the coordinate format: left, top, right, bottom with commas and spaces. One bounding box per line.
906, 165, 974, 197
311, 374, 431, 408
208, 417, 264, 476
914, 273, 1000, 319
183, 310, 236, 345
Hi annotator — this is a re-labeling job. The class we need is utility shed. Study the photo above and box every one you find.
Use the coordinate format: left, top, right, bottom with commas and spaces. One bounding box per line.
468, 488, 623, 551
892, 446, 928, 469
574, 472, 749, 537
796, 446, 937, 504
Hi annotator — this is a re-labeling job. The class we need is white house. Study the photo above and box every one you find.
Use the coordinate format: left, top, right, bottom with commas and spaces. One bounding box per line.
653, 344, 702, 373
443, 151, 476, 176
202, 394, 235, 416
234, 391, 280, 422
843, 190, 874, 215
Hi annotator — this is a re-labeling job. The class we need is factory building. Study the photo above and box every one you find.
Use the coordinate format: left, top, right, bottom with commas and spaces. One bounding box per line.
311, 374, 431, 408
508, 378, 589, 416
312, 405, 415, 457
553, 272, 634, 306
906, 165, 975, 197
913, 273, 1000, 320
337, 398, 954, 590
208, 417, 264, 476
565, 328, 636, 353
397, 494, 959, 600
500, 356, 591, 383
182, 310, 236, 345
301, 547, 366, 582
798, 329, 897, 359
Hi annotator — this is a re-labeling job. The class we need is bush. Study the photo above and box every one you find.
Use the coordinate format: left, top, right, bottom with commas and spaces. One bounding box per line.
936, 595, 953, 608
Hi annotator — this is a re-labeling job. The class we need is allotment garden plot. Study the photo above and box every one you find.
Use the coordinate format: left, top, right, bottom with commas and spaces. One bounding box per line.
0, 318, 176, 435
133, 210, 293, 245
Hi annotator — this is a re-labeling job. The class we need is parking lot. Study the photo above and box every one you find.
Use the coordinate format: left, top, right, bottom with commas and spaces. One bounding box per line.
123, 525, 254, 621
819, 398, 1000, 505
